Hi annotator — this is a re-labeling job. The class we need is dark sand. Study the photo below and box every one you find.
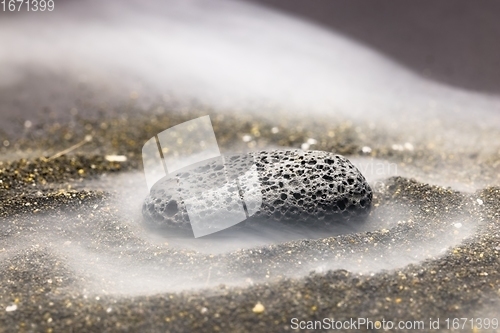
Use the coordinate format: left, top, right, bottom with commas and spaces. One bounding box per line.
0, 112, 499, 332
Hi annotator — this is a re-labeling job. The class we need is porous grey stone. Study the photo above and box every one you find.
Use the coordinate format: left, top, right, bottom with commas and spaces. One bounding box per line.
142, 150, 372, 232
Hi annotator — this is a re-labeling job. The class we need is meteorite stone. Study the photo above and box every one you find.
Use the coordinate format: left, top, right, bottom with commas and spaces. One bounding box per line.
142, 150, 372, 232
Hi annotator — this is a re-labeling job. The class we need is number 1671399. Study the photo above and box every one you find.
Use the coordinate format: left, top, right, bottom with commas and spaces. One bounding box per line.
2, 0, 54, 11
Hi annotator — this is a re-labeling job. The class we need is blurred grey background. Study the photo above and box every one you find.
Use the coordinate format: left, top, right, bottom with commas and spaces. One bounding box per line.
246, 0, 500, 93
1, 0, 499, 140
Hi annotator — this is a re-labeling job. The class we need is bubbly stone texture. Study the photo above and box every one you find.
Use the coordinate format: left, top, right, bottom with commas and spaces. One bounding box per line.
142, 150, 372, 231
